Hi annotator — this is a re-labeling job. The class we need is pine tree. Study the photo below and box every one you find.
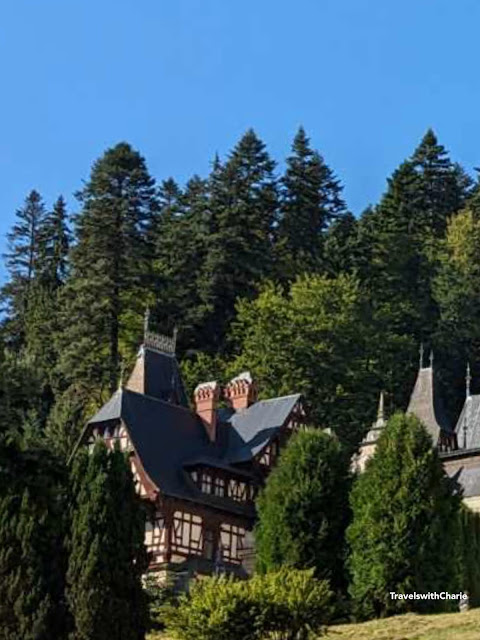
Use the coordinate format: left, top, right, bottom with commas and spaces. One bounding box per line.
255, 429, 351, 592
347, 413, 461, 619
276, 127, 346, 278
199, 130, 278, 350
67, 441, 148, 640
1, 190, 46, 348
56, 143, 157, 398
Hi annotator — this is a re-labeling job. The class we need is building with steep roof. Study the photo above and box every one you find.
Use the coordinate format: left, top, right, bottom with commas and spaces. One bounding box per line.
357, 349, 480, 512
77, 318, 305, 578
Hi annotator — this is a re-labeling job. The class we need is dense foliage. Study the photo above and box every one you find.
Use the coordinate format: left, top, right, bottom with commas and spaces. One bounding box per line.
67, 441, 148, 640
347, 413, 462, 618
1, 127, 478, 451
255, 429, 351, 592
2, 126, 480, 633
164, 568, 332, 640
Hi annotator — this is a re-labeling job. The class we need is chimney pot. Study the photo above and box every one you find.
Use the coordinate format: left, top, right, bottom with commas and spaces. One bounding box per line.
194, 381, 220, 442
224, 371, 257, 411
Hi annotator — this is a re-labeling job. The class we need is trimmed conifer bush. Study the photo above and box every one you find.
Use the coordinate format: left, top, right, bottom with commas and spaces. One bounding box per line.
255, 428, 351, 592
347, 412, 462, 619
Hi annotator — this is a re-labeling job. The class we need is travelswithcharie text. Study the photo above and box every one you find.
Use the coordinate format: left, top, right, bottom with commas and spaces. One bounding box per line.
390, 592, 468, 600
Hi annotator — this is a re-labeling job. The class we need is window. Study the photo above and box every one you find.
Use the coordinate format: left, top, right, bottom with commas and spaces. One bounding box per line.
220, 523, 245, 563
201, 473, 212, 494
172, 511, 203, 555
227, 479, 249, 502
214, 476, 225, 497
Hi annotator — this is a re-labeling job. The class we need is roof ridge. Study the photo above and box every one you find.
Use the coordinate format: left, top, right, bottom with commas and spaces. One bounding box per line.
123, 387, 194, 416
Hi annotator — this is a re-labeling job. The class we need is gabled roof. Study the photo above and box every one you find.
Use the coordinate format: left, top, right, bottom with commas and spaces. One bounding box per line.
86, 388, 301, 513
221, 394, 301, 463
407, 365, 452, 442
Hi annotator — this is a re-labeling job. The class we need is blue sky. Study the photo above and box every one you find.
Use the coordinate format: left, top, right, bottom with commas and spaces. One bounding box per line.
1, 0, 479, 263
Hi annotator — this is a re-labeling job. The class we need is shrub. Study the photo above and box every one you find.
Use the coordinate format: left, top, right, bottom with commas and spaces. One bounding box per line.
144, 573, 178, 631
347, 412, 462, 619
255, 429, 351, 593
164, 567, 332, 640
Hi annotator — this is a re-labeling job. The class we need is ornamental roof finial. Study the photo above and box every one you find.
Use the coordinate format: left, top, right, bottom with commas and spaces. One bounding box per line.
144, 307, 150, 340
429, 350, 434, 368
419, 343, 424, 369
467, 362, 472, 399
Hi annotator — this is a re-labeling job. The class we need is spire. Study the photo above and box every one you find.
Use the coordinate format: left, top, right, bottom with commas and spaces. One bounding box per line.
407, 357, 451, 442
144, 307, 150, 340
118, 359, 125, 391
419, 343, 424, 369
376, 390, 385, 427
466, 362, 472, 399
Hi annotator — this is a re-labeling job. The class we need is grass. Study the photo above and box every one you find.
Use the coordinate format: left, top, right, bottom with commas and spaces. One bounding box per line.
148, 607, 480, 640
326, 608, 480, 640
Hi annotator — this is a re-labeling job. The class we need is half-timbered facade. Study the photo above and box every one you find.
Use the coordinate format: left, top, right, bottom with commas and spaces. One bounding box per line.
78, 326, 304, 578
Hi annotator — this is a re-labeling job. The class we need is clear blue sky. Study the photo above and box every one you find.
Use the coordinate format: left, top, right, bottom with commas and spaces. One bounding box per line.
1, 0, 479, 261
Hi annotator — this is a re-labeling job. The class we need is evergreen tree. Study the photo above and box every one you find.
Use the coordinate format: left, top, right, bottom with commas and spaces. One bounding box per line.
433, 208, 480, 416
56, 143, 157, 398
347, 413, 461, 619
255, 429, 351, 592
199, 130, 278, 350
276, 127, 346, 278
323, 211, 360, 275
1, 190, 46, 348
0, 433, 70, 639
153, 176, 211, 351
37, 195, 71, 287
67, 441, 148, 640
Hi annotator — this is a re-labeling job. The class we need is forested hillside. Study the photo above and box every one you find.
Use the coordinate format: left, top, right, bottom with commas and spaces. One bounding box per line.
1, 127, 477, 452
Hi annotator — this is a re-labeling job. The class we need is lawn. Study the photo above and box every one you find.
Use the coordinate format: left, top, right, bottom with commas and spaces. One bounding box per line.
148, 608, 480, 640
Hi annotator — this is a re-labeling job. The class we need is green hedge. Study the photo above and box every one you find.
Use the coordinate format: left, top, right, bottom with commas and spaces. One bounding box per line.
459, 507, 480, 607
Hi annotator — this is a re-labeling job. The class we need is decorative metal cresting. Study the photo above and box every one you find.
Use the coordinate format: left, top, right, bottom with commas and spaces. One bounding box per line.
143, 307, 178, 355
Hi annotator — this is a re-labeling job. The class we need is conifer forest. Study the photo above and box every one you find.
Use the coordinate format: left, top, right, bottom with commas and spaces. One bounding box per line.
3, 126, 480, 637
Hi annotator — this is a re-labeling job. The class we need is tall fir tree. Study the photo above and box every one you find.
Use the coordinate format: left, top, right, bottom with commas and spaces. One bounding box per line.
154, 175, 211, 352
354, 131, 473, 414
67, 441, 148, 640
276, 127, 346, 279
37, 195, 71, 288
199, 130, 278, 350
56, 143, 157, 400
1, 190, 46, 348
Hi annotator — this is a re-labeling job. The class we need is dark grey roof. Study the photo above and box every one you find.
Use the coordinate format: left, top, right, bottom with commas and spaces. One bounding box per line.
455, 395, 480, 450
143, 348, 188, 407
447, 464, 480, 498
223, 394, 301, 464
407, 366, 452, 441
86, 388, 301, 514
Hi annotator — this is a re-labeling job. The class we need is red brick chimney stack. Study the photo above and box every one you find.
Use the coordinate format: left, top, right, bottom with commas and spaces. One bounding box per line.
224, 372, 257, 411
194, 381, 220, 442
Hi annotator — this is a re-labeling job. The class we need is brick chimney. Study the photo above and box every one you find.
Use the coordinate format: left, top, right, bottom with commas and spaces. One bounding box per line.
194, 381, 220, 442
224, 372, 257, 411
